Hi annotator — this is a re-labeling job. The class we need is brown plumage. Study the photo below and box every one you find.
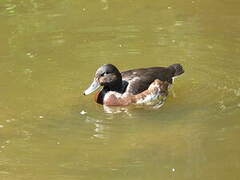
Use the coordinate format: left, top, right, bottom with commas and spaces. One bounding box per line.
84, 64, 184, 105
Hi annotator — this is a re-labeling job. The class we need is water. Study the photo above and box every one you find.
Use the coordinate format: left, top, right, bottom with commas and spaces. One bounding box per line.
0, 0, 240, 179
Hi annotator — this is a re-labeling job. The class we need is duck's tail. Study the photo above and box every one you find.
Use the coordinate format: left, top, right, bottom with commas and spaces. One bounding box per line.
168, 64, 184, 77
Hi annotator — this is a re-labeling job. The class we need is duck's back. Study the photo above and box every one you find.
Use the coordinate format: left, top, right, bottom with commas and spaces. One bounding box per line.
121, 64, 184, 95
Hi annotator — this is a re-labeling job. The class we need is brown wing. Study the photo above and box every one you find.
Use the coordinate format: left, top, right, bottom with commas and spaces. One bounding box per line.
121, 67, 174, 95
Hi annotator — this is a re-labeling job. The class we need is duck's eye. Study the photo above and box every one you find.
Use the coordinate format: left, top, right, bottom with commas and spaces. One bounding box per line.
100, 72, 109, 76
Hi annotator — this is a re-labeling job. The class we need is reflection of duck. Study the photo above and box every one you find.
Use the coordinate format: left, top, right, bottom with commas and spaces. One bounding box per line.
83, 64, 184, 106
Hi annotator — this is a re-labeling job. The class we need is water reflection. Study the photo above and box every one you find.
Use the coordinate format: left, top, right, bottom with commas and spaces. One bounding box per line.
101, 0, 109, 10
103, 105, 132, 114
85, 116, 107, 139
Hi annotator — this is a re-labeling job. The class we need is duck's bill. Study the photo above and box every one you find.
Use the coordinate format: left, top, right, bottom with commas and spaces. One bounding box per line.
83, 79, 100, 95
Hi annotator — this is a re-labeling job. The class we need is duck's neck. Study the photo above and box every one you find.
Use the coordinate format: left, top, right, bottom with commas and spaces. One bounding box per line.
104, 78, 123, 93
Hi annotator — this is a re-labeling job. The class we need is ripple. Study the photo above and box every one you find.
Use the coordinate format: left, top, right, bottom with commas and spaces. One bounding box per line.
47, 13, 63, 18
3, 3, 16, 16
218, 100, 226, 111
127, 49, 141, 54
0, 171, 9, 175
175, 21, 184, 26
101, 0, 109, 10
218, 86, 240, 97
85, 116, 108, 139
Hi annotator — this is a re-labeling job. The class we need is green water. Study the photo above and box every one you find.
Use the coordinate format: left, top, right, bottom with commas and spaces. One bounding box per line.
0, 0, 240, 179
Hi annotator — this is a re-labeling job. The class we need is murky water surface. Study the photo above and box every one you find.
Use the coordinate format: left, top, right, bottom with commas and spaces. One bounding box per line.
0, 0, 240, 179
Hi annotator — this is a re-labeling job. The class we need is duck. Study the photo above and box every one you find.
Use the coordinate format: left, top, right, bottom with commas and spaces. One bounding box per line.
83, 64, 184, 106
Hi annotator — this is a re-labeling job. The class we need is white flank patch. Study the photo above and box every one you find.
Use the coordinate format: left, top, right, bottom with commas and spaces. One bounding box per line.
136, 92, 159, 105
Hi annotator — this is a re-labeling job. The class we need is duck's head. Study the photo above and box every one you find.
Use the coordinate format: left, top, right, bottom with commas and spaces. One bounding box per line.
83, 64, 122, 95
